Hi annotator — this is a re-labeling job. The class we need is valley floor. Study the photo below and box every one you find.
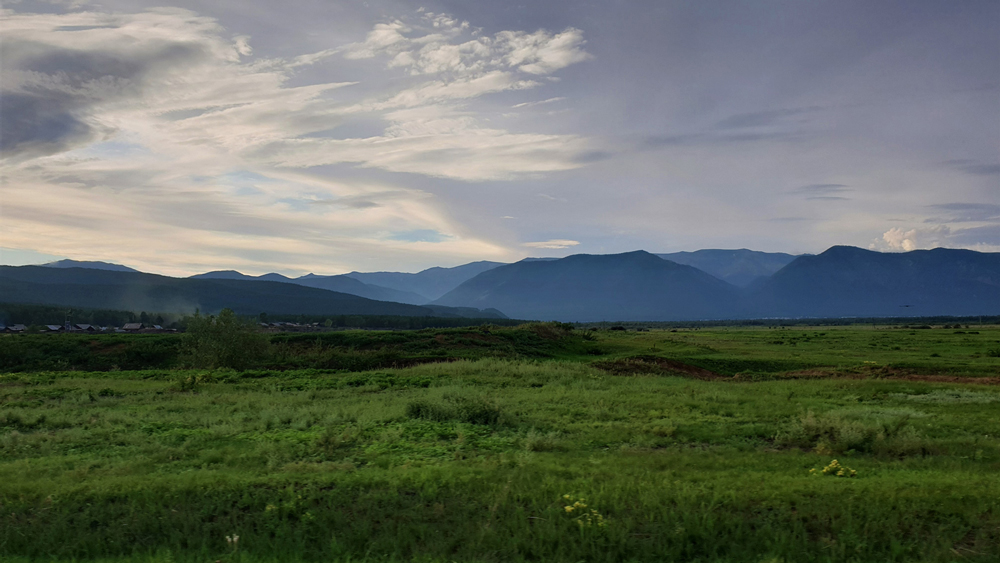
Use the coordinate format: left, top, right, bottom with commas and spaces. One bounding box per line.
2, 325, 998, 562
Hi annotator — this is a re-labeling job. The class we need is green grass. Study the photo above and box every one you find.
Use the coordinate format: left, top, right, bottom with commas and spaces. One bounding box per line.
597, 325, 1000, 377
1, 325, 999, 561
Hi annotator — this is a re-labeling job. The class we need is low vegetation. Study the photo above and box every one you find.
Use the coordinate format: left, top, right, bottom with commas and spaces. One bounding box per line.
1, 323, 998, 561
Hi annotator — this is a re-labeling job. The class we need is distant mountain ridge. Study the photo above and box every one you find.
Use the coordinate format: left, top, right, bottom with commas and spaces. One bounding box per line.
42, 259, 138, 273
656, 249, 798, 286
191, 270, 428, 305
746, 246, 1000, 318
434, 247, 1000, 321
19, 246, 1000, 322
434, 251, 740, 321
0, 266, 506, 319
344, 261, 506, 301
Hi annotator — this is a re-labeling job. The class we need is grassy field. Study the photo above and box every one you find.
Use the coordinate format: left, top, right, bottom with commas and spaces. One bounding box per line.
2, 324, 999, 562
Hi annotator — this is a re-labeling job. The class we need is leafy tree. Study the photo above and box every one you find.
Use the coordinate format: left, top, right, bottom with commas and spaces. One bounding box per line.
183, 308, 270, 369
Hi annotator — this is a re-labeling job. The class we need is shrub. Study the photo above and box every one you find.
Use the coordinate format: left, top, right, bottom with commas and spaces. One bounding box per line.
777, 409, 931, 457
183, 309, 270, 369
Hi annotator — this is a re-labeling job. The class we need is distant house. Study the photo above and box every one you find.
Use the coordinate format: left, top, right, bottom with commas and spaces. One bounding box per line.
8, 324, 27, 333
44, 325, 64, 332
122, 323, 144, 331
73, 324, 98, 332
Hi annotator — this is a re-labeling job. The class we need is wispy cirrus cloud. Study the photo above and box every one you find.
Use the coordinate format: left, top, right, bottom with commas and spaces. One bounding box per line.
793, 184, 852, 200
523, 239, 579, 249
942, 159, 1000, 177
512, 97, 566, 109
926, 203, 1000, 223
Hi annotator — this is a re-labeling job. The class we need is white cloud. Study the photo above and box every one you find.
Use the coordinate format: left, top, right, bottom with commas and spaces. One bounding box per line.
339, 13, 590, 79
512, 97, 566, 109
0, 7, 598, 274
874, 224, 1000, 253
497, 29, 592, 75
524, 239, 580, 249
374, 71, 539, 109
880, 227, 922, 251
342, 21, 412, 59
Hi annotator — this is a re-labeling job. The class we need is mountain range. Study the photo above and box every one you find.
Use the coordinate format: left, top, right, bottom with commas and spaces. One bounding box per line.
747, 246, 1000, 318
8, 246, 999, 321
191, 270, 428, 305
431, 247, 1000, 321
0, 266, 505, 319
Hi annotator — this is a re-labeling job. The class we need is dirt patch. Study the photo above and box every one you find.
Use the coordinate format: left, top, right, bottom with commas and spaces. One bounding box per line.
592, 356, 723, 380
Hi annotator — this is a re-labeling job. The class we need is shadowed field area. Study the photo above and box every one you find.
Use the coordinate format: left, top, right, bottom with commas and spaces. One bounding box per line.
2, 324, 998, 561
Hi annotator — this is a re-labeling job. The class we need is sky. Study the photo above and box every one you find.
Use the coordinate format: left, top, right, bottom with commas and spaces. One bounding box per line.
1, 0, 998, 276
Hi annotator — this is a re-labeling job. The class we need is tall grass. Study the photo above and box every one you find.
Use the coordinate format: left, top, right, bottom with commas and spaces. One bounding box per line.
2, 329, 999, 561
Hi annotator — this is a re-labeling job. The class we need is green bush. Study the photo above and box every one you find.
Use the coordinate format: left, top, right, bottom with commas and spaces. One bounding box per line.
183, 309, 270, 369
777, 409, 932, 457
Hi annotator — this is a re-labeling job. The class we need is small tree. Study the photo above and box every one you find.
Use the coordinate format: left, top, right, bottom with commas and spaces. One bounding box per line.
184, 308, 270, 369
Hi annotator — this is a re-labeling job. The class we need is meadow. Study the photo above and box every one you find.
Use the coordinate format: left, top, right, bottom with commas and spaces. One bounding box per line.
1, 323, 998, 562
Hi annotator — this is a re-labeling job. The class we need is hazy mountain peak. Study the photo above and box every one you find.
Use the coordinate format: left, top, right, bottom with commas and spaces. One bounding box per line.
190, 270, 254, 280
344, 260, 506, 301
657, 248, 799, 287
40, 259, 138, 273
434, 250, 739, 322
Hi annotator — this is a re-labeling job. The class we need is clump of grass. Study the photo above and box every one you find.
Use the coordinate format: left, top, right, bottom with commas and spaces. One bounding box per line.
643, 420, 677, 437
405, 395, 505, 426
894, 389, 998, 404
314, 426, 358, 457
777, 409, 931, 457
170, 372, 213, 392
522, 429, 564, 451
